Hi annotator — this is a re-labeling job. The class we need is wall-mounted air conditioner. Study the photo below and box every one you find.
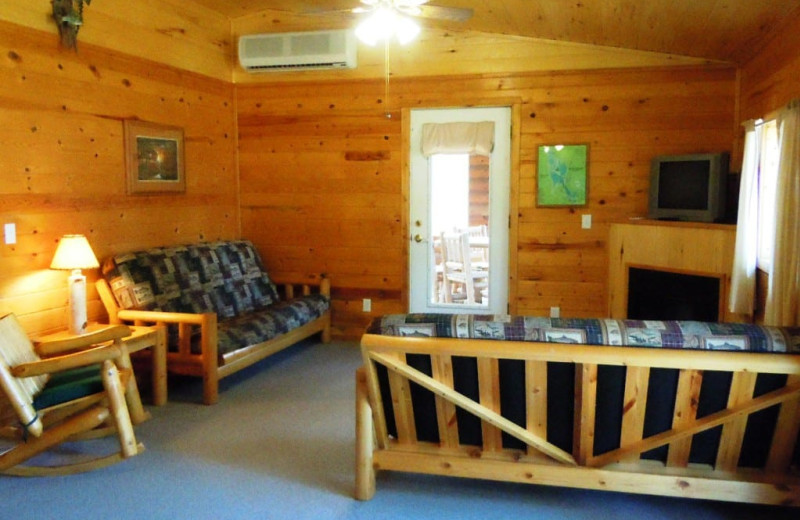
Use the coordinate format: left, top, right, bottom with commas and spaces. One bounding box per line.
238, 30, 357, 72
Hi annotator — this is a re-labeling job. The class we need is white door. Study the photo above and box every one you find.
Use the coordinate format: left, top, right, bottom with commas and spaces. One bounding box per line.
409, 106, 511, 314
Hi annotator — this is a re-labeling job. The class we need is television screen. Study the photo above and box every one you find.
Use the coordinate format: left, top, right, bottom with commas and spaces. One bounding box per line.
657, 160, 710, 210
648, 153, 728, 222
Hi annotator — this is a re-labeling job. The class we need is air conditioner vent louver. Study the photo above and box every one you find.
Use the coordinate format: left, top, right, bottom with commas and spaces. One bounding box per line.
238, 30, 357, 72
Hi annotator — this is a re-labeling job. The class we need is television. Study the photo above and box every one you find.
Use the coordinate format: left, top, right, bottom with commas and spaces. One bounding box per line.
648, 152, 729, 223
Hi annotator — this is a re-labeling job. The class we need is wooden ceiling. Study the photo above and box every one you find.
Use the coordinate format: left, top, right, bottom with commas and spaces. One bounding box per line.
189, 0, 800, 64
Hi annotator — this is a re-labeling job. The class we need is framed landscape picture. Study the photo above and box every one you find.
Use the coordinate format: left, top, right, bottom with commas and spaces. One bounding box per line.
537, 144, 588, 206
124, 120, 185, 194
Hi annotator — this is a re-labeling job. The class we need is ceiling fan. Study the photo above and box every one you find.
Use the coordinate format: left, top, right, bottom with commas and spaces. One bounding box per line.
335, 0, 472, 45
307, 0, 473, 116
351, 0, 474, 23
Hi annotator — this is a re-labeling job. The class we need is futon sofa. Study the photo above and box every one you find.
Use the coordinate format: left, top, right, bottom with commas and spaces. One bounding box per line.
356, 313, 800, 506
97, 240, 330, 404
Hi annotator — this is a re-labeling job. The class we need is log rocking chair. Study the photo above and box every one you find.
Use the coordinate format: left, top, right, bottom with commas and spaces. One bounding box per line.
0, 313, 145, 476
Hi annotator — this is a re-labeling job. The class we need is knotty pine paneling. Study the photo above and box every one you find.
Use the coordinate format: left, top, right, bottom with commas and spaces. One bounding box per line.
739, 7, 800, 121
237, 65, 737, 338
0, 21, 237, 336
0, 0, 232, 81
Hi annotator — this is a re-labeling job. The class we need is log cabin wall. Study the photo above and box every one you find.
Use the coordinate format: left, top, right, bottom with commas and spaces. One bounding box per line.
0, 9, 238, 336
1, 0, 233, 81
739, 8, 800, 121
468, 155, 489, 228
237, 66, 737, 339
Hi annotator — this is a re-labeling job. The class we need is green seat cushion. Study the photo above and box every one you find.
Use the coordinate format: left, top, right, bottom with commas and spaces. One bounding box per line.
32, 364, 104, 410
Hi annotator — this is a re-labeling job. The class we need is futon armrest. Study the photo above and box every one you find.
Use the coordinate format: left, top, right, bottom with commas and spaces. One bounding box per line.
115, 309, 218, 366
116, 309, 214, 326
272, 275, 331, 299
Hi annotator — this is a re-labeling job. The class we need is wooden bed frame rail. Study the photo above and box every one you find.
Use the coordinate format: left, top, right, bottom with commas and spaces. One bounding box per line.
356, 334, 800, 506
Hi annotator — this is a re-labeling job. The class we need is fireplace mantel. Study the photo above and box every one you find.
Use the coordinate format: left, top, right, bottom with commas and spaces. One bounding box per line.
607, 220, 749, 323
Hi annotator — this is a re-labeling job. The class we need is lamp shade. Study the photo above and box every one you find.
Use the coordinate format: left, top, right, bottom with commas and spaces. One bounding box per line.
50, 235, 99, 271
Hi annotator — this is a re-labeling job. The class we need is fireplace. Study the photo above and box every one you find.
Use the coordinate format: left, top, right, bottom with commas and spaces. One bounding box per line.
608, 222, 743, 322
626, 267, 721, 321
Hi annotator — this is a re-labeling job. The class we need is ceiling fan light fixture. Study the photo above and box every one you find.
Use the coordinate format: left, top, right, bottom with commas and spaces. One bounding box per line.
355, 6, 420, 46
395, 14, 420, 44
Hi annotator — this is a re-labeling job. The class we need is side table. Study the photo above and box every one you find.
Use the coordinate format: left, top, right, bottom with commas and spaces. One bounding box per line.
35, 323, 167, 407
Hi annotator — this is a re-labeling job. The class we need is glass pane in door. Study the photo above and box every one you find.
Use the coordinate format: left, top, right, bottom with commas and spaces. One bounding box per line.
429, 153, 490, 308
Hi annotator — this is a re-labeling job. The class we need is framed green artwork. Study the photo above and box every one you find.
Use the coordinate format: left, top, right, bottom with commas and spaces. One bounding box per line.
537, 144, 588, 206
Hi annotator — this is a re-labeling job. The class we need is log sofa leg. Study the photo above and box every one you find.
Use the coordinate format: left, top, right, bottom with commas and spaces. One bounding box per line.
321, 315, 332, 344
355, 368, 376, 500
201, 313, 219, 406
320, 277, 332, 344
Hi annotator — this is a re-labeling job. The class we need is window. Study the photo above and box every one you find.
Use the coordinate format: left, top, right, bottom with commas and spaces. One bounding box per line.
730, 101, 800, 323
429, 154, 469, 237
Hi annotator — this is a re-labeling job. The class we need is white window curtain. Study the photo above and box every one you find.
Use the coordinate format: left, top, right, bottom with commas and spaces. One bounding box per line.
730, 101, 800, 326
765, 101, 800, 326
421, 121, 495, 157
728, 121, 760, 316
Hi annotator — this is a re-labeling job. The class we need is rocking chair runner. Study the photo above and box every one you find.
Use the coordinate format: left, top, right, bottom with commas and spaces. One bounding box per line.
0, 313, 145, 476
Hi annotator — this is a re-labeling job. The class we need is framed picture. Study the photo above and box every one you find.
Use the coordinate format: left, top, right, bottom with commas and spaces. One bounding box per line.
124, 120, 185, 194
537, 144, 588, 206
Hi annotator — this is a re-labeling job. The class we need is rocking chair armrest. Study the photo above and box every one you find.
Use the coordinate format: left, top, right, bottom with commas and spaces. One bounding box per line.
34, 325, 132, 357
11, 343, 124, 379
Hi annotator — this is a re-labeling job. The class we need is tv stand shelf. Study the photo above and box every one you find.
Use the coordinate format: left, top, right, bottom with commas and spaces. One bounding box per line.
608, 220, 747, 323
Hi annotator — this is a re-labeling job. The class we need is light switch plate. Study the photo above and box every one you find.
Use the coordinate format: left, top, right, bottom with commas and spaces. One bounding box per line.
4, 223, 16, 245
581, 214, 592, 229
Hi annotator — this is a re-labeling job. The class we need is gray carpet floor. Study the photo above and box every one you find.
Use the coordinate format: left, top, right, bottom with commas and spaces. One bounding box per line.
1, 340, 796, 519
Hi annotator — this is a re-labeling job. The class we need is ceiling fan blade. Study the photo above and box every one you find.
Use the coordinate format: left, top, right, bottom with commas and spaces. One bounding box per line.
415, 4, 473, 22
396, 5, 423, 16
395, 0, 430, 6
301, 7, 359, 16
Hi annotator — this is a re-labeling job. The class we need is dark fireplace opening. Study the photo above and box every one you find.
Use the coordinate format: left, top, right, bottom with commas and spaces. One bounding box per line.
627, 267, 720, 321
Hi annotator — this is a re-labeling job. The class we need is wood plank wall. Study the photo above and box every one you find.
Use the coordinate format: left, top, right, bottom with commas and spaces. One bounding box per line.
469, 155, 489, 227
0, 21, 238, 336
0, 0, 232, 81
739, 8, 800, 120
237, 66, 737, 339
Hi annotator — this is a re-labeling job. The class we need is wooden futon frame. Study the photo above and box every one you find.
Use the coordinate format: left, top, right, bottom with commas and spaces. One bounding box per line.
356, 331, 800, 506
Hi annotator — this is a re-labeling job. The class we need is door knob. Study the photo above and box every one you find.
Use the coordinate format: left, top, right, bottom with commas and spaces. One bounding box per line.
413, 234, 423, 243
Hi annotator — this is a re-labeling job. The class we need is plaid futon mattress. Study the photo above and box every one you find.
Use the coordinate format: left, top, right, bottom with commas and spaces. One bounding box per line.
367, 314, 800, 354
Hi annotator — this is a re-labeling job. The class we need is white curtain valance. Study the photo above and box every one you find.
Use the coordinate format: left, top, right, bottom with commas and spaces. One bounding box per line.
421, 121, 495, 157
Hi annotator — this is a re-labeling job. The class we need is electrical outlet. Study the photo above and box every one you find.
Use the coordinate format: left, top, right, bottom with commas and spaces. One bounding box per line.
362, 298, 372, 312
550, 306, 560, 318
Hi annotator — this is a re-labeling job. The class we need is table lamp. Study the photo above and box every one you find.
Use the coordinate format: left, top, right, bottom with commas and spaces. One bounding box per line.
50, 234, 99, 335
